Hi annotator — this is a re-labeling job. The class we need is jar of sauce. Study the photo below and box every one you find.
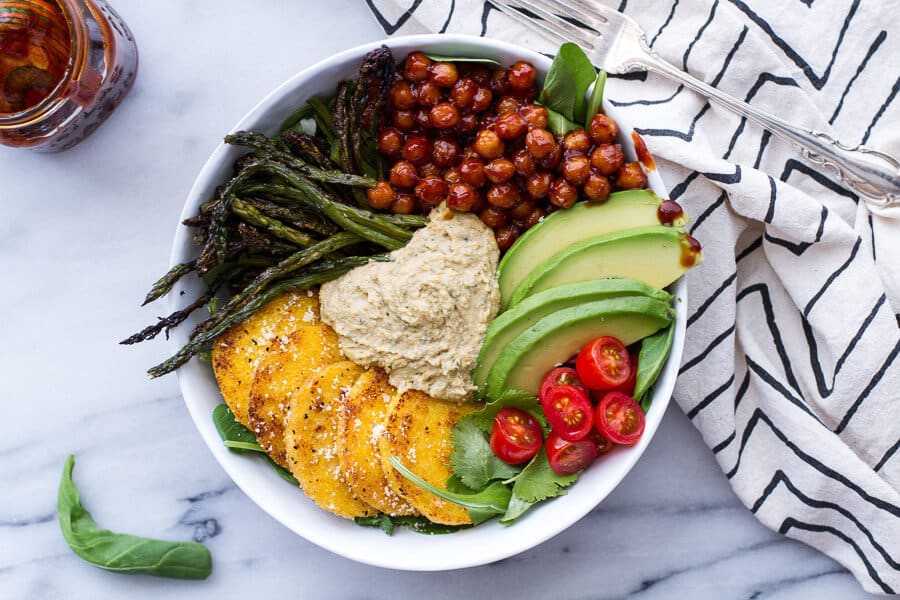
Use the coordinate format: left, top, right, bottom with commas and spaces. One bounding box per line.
0, 0, 137, 152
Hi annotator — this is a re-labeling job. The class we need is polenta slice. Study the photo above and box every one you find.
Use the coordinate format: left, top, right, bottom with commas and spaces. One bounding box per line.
248, 323, 340, 467
212, 291, 320, 427
339, 370, 418, 516
284, 361, 376, 519
379, 391, 478, 525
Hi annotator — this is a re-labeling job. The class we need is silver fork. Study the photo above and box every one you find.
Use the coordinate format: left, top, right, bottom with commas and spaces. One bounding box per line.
490, 0, 900, 210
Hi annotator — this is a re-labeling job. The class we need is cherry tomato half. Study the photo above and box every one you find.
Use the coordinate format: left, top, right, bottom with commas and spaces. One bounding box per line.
540, 384, 594, 441
576, 336, 631, 391
490, 407, 543, 464
594, 391, 645, 445
589, 430, 615, 455
546, 431, 597, 475
591, 352, 637, 402
539, 367, 584, 402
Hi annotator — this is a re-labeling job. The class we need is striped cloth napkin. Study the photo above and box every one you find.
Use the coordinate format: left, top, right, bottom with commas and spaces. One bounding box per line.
363, 0, 900, 594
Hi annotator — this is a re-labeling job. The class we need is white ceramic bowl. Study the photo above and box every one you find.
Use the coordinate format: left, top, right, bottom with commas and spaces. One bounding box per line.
170, 34, 686, 571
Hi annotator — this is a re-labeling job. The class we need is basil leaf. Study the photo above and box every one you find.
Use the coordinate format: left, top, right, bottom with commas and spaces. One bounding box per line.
545, 107, 582, 137
58, 455, 212, 580
586, 69, 608, 126
212, 404, 299, 485
422, 54, 502, 67
634, 322, 675, 400
539, 42, 596, 123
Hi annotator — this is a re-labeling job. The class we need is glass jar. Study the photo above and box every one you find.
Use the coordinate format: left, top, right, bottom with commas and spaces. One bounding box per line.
0, 0, 138, 152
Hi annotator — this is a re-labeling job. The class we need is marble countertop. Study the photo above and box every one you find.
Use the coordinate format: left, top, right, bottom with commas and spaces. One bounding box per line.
0, 2, 883, 598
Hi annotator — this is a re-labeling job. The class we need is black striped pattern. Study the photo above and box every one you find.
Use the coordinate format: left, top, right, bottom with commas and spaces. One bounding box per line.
364, 0, 900, 593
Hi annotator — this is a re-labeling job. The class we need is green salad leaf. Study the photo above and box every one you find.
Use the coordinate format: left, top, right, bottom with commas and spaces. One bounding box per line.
545, 107, 582, 137
212, 404, 299, 485
539, 42, 597, 124
422, 54, 502, 67
58, 455, 212, 580
500, 450, 577, 524
634, 321, 675, 400
450, 417, 520, 490
354, 513, 471, 535
469, 389, 546, 432
585, 69, 608, 126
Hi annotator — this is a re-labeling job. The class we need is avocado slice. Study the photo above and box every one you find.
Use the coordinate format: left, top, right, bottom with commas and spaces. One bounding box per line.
473, 278, 671, 390
508, 225, 703, 307
485, 296, 674, 398
497, 190, 683, 308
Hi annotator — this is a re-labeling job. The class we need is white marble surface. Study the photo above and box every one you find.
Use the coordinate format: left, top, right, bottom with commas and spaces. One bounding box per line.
0, 2, 883, 598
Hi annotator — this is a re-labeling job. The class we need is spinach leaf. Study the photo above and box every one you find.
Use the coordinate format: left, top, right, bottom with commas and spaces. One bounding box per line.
638, 386, 654, 413
500, 450, 577, 524
634, 322, 675, 400
422, 54, 502, 67
355, 513, 471, 535
539, 42, 596, 124
212, 404, 299, 485
585, 69, 608, 126
390, 457, 511, 525
469, 389, 547, 433
449, 417, 520, 490
58, 455, 212, 580
545, 107, 582, 137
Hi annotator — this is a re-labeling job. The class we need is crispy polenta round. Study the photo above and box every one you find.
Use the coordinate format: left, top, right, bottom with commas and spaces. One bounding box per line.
379, 390, 479, 525
284, 360, 376, 519
248, 323, 340, 467
339, 369, 419, 516
212, 291, 320, 427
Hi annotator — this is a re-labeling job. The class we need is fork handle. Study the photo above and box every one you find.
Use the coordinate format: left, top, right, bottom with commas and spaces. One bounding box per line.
633, 54, 900, 209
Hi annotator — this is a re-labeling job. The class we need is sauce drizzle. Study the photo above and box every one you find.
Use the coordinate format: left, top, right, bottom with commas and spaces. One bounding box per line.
679, 232, 703, 267
631, 131, 656, 171
657, 199, 684, 226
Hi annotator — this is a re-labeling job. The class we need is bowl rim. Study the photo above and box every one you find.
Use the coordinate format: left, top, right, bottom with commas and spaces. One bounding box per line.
169, 33, 686, 571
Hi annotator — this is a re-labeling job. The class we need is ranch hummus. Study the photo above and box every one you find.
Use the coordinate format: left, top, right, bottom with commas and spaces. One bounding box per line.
319, 205, 500, 401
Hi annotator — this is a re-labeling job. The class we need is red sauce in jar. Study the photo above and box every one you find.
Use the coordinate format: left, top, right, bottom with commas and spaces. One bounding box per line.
680, 232, 703, 267
657, 199, 684, 226
631, 131, 655, 171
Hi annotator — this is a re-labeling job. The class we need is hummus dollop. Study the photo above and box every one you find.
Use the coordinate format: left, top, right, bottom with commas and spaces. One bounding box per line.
319, 205, 500, 401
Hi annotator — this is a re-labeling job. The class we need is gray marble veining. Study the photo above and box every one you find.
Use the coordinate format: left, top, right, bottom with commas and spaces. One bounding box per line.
0, 2, 881, 598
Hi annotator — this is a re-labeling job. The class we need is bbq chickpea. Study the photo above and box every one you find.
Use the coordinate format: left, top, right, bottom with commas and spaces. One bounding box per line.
588, 113, 619, 145
525, 170, 553, 199
429, 102, 460, 129
471, 87, 493, 112
484, 158, 516, 184
487, 183, 522, 209
444, 166, 463, 183
508, 61, 537, 91
392, 109, 415, 130
367, 181, 395, 210
562, 129, 592, 154
479, 205, 510, 229
490, 69, 509, 95
493, 112, 528, 139
450, 78, 478, 109
459, 157, 487, 187
510, 199, 535, 220
414, 176, 448, 207
560, 155, 591, 186
496, 96, 520, 116
377, 127, 404, 157
495, 223, 521, 251
403, 52, 432, 82
474, 129, 505, 160
447, 182, 480, 211
512, 148, 536, 176
521, 206, 547, 229
431, 137, 462, 168
429, 62, 459, 87
457, 113, 479, 133
418, 162, 441, 178
525, 128, 556, 159
549, 178, 579, 209
389, 160, 419, 188
416, 81, 443, 106
615, 161, 648, 189
590, 143, 625, 175
583, 172, 611, 203
538, 143, 563, 170
519, 104, 548, 128
392, 193, 417, 214
401, 135, 432, 165
389, 80, 417, 110
465, 65, 491, 86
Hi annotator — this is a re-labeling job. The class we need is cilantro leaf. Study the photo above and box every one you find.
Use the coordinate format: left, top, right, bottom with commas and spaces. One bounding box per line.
449, 417, 520, 490
512, 450, 577, 504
